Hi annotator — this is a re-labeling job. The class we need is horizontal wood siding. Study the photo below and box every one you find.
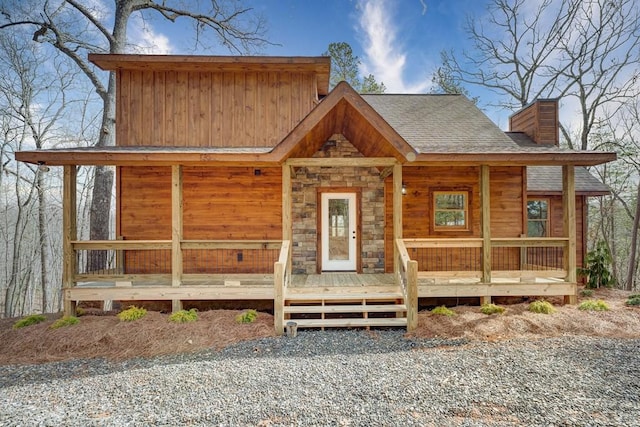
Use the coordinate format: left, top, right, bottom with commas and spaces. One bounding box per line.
119, 166, 282, 274
384, 166, 525, 272
509, 100, 558, 145
116, 70, 316, 148
182, 167, 282, 240
549, 195, 585, 269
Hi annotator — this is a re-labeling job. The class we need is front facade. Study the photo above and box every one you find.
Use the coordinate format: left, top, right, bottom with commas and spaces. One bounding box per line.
17, 55, 615, 333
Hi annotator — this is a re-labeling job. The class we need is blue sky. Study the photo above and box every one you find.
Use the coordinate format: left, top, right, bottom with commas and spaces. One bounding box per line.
129, 0, 509, 126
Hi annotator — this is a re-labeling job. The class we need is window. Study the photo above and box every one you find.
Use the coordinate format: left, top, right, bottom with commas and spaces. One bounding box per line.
433, 191, 468, 230
527, 199, 549, 237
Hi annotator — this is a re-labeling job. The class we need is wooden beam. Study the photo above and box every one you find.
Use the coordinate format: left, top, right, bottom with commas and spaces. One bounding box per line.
171, 165, 183, 312
284, 157, 398, 167
563, 164, 577, 304
418, 282, 576, 298
379, 165, 394, 179
282, 164, 292, 242
62, 165, 77, 317
393, 163, 403, 281
481, 165, 491, 284
67, 285, 274, 301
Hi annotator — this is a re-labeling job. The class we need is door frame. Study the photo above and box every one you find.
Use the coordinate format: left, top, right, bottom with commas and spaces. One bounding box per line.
317, 187, 361, 273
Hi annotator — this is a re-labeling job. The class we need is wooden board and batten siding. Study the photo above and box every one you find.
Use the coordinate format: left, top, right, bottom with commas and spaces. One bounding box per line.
116, 70, 318, 148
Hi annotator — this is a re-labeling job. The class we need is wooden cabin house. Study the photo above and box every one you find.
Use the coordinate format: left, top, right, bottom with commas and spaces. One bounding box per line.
16, 55, 615, 333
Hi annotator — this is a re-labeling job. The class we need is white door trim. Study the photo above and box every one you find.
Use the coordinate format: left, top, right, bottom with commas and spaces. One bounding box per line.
321, 193, 357, 271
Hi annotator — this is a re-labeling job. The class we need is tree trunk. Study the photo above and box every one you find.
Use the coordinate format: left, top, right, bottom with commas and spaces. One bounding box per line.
625, 181, 640, 291
37, 171, 49, 312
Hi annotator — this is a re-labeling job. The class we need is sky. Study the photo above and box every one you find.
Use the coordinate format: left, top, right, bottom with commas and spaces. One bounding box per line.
128, 0, 510, 124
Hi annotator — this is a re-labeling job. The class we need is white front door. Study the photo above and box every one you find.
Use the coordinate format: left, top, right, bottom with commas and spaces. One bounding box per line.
321, 193, 357, 271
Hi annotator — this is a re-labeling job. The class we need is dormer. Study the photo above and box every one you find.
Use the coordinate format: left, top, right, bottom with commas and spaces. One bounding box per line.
89, 54, 331, 148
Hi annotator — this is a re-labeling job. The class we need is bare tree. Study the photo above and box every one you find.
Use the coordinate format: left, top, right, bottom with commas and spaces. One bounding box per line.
438, 0, 640, 290
0, 0, 268, 271
440, 0, 640, 148
0, 32, 74, 316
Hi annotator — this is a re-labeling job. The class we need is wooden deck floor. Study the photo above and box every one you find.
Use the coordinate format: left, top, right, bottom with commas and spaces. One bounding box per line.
291, 273, 395, 288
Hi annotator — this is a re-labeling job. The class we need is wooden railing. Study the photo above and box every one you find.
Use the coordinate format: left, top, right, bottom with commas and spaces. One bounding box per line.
274, 240, 291, 335
395, 239, 417, 331
403, 237, 570, 283
73, 240, 172, 281
72, 239, 282, 283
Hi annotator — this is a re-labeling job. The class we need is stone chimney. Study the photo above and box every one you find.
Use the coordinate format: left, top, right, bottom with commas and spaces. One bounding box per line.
509, 99, 559, 146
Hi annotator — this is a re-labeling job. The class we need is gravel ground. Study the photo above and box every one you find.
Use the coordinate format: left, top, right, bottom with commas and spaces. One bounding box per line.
1, 331, 639, 426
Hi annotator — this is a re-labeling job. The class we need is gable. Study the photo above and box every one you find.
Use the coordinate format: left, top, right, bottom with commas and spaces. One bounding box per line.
271, 82, 416, 162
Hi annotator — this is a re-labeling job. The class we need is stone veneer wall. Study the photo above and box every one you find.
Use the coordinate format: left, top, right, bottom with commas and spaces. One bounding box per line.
291, 135, 386, 274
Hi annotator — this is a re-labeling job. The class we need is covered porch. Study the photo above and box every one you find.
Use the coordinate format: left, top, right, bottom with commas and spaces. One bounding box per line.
16, 147, 585, 334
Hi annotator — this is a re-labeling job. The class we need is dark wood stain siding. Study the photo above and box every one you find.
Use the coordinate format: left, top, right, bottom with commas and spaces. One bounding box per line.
509, 100, 558, 145
384, 166, 525, 271
116, 70, 317, 148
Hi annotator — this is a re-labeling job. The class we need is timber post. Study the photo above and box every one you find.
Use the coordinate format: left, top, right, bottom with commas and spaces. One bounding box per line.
563, 165, 577, 304
62, 165, 77, 317
393, 163, 403, 283
171, 165, 183, 312
480, 165, 491, 304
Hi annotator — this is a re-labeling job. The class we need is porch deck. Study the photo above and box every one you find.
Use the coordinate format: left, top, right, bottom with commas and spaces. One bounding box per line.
69, 272, 573, 301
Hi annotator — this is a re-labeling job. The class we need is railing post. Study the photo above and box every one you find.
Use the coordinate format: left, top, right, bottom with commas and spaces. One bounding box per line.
407, 260, 418, 331
274, 261, 285, 335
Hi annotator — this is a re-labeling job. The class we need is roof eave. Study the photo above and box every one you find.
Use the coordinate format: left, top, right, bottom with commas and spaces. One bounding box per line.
412, 151, 616, 166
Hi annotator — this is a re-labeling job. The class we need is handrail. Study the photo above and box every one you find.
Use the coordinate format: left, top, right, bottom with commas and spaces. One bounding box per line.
404, 238, 483, 248
181, 240, 281, 250
490, 237, 568, 248
396, 238, 411, 272
72, 240, 172, 250
395, 239, 417, 331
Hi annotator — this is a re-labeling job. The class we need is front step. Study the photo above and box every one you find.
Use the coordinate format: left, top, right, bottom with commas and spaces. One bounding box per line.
290, 317, 407, 329
283, 285, 407, 330
284, 304, 407, 314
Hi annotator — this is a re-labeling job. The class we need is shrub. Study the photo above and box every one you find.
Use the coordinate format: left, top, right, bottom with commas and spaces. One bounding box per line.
578, 241, 615, 289
528, 300, 556, 314
75, 307, 86, 317
480, 303, 505, 315
169, 308, 198, 323
578, 300, 610, 312
580, 289, 594, 298
117, 306, 147, 322
13, 314, 46, 329
50, 316, 80, 329
431, 305, 455, 316
235, 309, 258, 324
625, 294, 640, 306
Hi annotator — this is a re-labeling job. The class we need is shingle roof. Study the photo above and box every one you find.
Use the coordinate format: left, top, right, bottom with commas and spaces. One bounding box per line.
527, 166, 610, 195
362, 94, 569, 154
361, 94, 609, 194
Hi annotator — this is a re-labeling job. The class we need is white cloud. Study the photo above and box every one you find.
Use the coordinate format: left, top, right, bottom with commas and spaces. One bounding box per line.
357, 0, 430, 93
127, 13, 173, 54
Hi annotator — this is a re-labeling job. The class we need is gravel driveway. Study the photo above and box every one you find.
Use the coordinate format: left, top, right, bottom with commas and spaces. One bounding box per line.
1, 331, 639, 426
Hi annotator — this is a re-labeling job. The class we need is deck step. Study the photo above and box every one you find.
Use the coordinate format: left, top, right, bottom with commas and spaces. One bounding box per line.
289, 317, 407, 329
284, 304, 407, 314
285, 292, 403, 302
